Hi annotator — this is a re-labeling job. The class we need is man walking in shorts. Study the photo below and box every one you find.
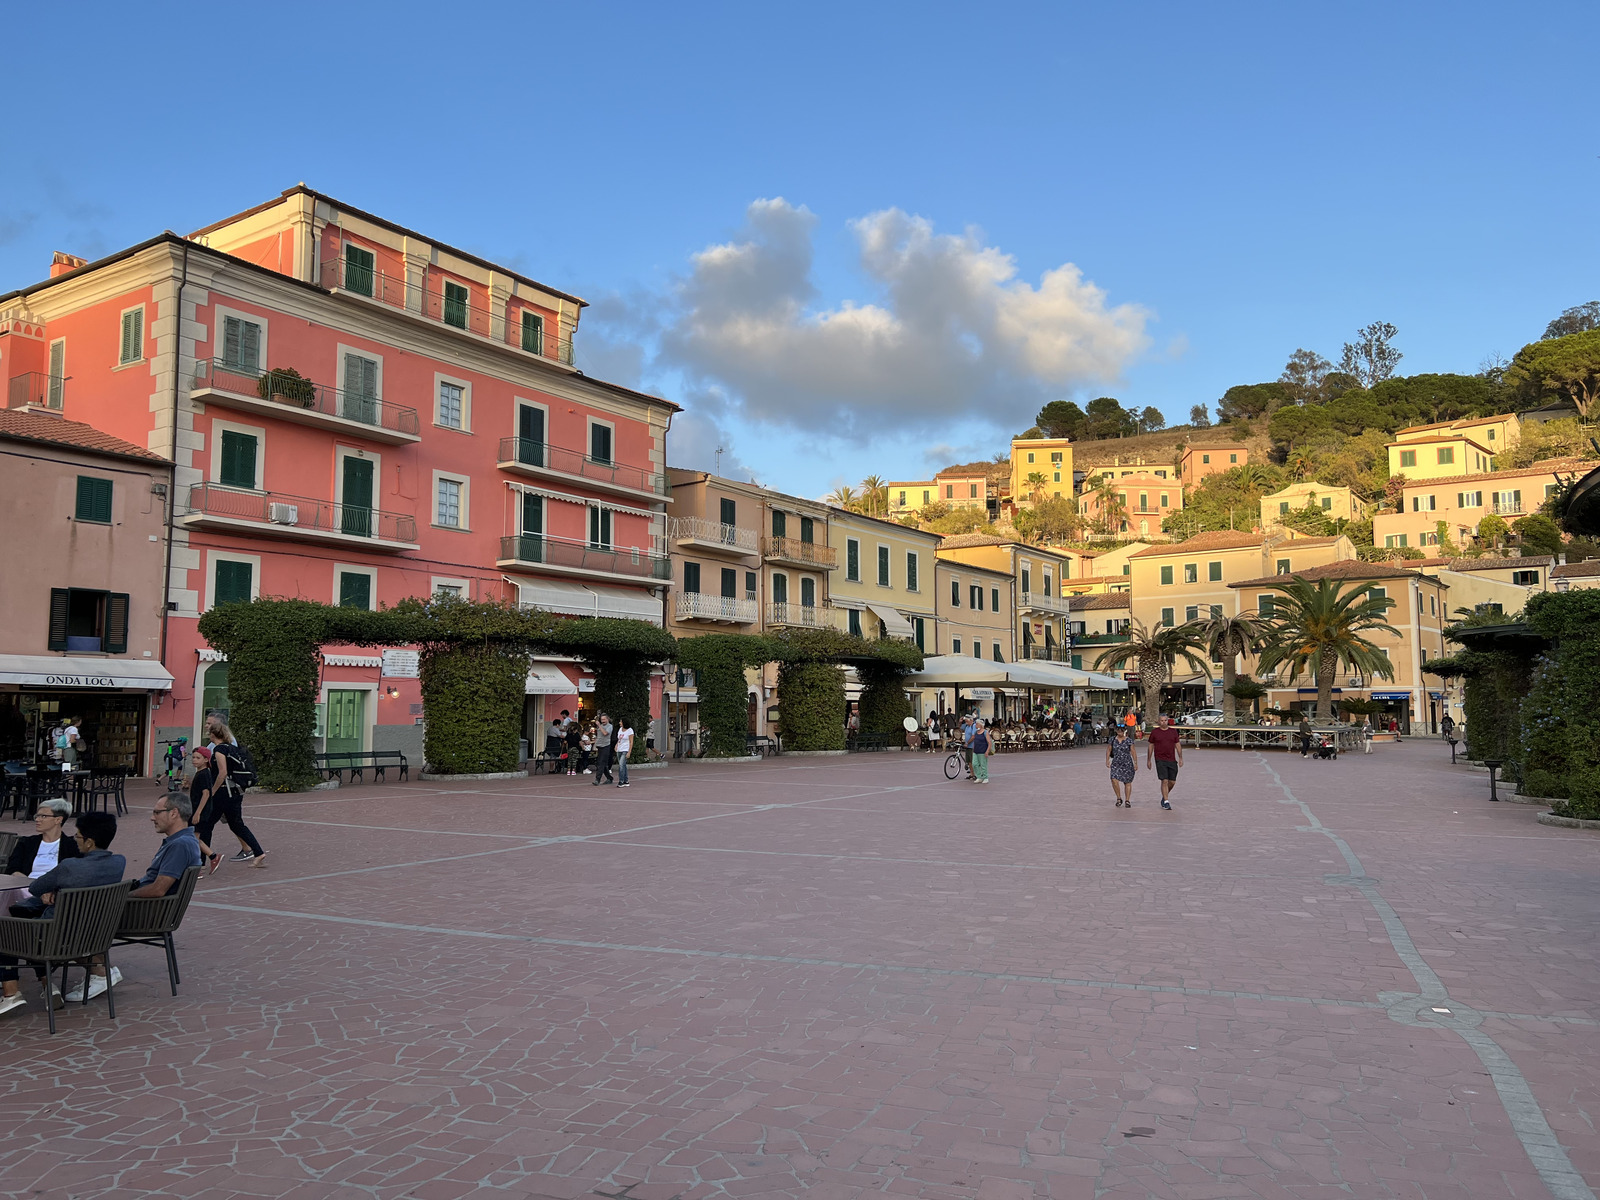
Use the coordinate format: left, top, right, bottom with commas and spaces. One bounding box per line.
1146, 715, 1183, 811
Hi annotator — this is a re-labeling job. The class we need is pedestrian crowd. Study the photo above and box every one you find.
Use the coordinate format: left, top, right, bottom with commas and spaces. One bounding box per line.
542, 710, 634, 786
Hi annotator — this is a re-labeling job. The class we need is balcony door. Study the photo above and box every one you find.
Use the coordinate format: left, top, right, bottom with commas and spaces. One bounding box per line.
800, 577, 816, 608
518, 404, 545, 466
341, 457, 374, 538
520, 493, 544, 562
343, 354, 378, 424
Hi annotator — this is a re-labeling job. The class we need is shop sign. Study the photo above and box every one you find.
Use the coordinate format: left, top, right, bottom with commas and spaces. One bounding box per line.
40, 673, 120, 688
381, 650, 420, 678
967, 688, 995, 699
578, 678, 596, 693
1371, 691, 1410, 700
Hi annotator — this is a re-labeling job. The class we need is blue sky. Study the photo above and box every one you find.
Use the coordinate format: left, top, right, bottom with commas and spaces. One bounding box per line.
3, 2, 1595, 498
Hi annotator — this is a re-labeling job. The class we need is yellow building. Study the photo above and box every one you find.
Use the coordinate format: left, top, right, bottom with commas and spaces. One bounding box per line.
1394, 413, 1520, 453
1072, 541, 1152, 591
1231, 560, 1451, 732
936, 533, 1074, 663
887, 480, 939, 518
826, 508, 939, 651
1120, 532, 1355, 703
1386, 432, 1494, 480
1009, 437, 1074, 507
930, 558, 1017, 722
1260, 481, 1367, 530
1372, 457, 1590, 549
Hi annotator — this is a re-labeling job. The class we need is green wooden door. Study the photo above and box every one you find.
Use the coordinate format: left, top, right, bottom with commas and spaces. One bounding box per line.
342, 457, 374, 537
325, 690, 365, 755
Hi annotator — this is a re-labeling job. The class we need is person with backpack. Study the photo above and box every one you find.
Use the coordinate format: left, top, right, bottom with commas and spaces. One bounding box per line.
965, 719, 991, 785
203, 723, 267, 868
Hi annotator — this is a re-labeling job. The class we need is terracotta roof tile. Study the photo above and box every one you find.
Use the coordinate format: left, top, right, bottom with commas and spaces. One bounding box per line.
1069, 593, 1133, 610
1129, 531, 1264, 558
1399, 457, 1593, 490
1229, 559, 1432, 588
935, 533, 1011, 549
0, 409, 169, 464
1433, 555, 1554, 571
1553, 560, 1600, 579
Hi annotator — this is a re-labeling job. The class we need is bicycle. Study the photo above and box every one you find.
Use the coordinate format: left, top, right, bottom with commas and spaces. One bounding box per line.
944, 750, 967, 780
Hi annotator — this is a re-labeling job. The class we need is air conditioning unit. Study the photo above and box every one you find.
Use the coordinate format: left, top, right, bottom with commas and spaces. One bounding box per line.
268, 503, 299, 525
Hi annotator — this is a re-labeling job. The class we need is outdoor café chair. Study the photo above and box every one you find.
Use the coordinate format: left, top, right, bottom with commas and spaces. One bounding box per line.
113, 864, 201, 996
0, 879, 131, 1033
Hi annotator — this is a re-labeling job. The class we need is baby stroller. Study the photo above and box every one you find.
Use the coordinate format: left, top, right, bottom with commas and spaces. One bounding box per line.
1313, 734, 1338, 760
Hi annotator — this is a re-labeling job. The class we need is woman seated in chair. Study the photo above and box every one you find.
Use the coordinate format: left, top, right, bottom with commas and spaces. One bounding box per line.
4, 800, 80, 881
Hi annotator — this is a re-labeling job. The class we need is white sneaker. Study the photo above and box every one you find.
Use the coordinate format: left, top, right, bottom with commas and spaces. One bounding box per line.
65, 967, 122, 1003
0, 993, 26, 1017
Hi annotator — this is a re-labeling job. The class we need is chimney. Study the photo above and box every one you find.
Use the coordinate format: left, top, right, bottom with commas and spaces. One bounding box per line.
50, 252, 88, 278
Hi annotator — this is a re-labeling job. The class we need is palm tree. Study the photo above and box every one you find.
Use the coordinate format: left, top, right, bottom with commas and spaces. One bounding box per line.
859, 475, 889, 517
1256, 577, 1401, 719
1196, 610, 1263, 720
1025, 471, 1048, 503
827, 484, 858, 510
1232, 463, 1276, 494
1286, 449, 1312, 481
1093, 618, 1212, 726
1088, 475, 1126, 536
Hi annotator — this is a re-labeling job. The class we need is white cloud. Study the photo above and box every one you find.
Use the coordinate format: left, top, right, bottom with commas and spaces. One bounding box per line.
658, 199, 1150, 438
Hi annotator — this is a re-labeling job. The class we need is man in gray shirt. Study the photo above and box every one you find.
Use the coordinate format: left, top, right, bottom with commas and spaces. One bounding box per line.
592, 713, 615, 786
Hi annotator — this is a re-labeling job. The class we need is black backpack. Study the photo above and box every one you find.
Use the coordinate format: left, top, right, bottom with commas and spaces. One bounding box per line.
220, 742, 259, 791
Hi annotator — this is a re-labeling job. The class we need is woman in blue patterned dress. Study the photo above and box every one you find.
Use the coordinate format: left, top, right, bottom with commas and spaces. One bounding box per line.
1106, 724, 1138, 807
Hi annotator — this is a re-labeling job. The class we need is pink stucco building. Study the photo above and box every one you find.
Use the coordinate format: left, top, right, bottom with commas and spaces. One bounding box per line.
0, 187, 676, 771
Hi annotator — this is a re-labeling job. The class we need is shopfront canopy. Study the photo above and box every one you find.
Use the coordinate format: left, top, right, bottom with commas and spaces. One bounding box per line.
902, 655, 1013, 689
0, 655, 174, 691
866, 603, 915, 639
524, 662, 575, 695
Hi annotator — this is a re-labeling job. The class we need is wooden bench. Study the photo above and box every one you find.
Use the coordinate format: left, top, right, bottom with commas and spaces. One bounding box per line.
850, 732, 891, 752
313, 750, 410, 784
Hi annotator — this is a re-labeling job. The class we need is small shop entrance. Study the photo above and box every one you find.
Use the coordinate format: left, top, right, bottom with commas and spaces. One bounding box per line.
325, 689, 366, 755
0, 691, 149, 771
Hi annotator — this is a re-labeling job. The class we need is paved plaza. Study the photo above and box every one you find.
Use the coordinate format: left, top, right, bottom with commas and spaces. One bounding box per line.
1, 741, 1597, 1200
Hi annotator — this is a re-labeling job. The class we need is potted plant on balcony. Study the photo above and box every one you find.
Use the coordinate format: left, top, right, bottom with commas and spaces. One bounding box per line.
257, 367, 317, 409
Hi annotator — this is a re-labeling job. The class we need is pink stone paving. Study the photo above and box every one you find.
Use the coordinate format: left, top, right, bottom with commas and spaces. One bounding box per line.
0, 741, 1595, 1199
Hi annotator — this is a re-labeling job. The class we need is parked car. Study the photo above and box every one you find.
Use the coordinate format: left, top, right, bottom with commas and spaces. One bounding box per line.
1182, 708, 1227, 726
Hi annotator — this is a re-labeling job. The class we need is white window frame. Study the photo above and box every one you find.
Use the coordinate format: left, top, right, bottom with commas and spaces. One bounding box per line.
317, 680, 378, 753
517, 308, 546, 354
432, 470, 470, 531
336, 342, 384, 401
333, 563, 379, 610
586, 415, 617, 465
205, 550, 261, 612
209, 418, 267, 489
431, 576, 470, 598
333, 446, 382, 510
513, 397, 550, 443
214, 304, 270, 375
433, 371, 472, 433
116, 304, 146, 367
588, 504, 613, 549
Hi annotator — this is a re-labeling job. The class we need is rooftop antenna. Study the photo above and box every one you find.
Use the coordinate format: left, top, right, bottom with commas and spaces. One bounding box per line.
715, 445, 725, 475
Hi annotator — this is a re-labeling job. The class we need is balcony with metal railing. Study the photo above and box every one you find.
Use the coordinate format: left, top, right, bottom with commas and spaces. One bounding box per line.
761, 536, 838, 570
676, 591, 760, 624
321, 247, 576, 366
1023, 644, 1073, 662
180, 483, 419, 551
1491, 501, 1524, 515
1020, 590, 1072, 615
669, 516, 759, 556
497, 532, 671, 583
497, 437, 668, 504
190, 360, 420, 444
765, 601, 844, 630
7, 371, 65, 410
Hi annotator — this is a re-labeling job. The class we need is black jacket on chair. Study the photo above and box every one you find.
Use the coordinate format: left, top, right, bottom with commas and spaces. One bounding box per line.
5, 835, 82, 878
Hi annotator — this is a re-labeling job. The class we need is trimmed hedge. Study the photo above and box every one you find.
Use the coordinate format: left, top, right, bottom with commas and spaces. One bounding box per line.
1521, 591, 1600, 817
420, 641, 531, 774
676, 634, 774, 757
778, 659, 846, 751
588, 657, 652, 763
857, 660, 914, 738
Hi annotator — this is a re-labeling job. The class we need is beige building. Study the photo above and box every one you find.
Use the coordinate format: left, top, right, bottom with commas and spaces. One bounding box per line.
827, 508, 938, 651
1372, 458, 1590, 550
1083, 456, 1177, 485
1394, 413, 1520, 453
936, 533, 1074, 663
1412, 556, 1552, 616
663, 471, 764, 636
1552, 560, 1600, 591
1261, 481, 1367, 529
886, 480, 940, 518
931, 558, 1018, 721
1123, 531, 1355, 703
1068, 593, 1132, 672
1179, 442, 1250, 489
1231, 560, 1451, 732
1070, 541, 1152, 592
1009, 436, 1074, 507
0, 410, 176, 772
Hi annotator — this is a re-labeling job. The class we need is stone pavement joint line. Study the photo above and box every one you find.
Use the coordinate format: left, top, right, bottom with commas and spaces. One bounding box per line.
1257, 753, 1598, 1200
189, 898, 1388, 1010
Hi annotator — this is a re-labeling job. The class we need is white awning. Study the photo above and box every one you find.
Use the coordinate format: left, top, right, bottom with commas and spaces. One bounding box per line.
525, 662, 575, 695
866, 603, 915, 638
515, 578, 663, 625
0, 655, 174, 691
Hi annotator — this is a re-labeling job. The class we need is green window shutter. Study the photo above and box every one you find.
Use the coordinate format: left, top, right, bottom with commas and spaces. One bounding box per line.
683, 562, 700, 593
120, 309, 142, 364
1160, 565, 1173, 586
219, 432, 258, 489
223, 317, 240, 367
772, 510, 787, 538
344, 245, 375, 296
443, 281, 468, 328
75, 476, 113, 523
223, 317, 261, 373
48, 589, 70, 650
104, 593, 130, 653
878, 545, 890, 586
800, 516, 814, 543
906, 553, 918, 591
521, 311, 544, 354
1161, 607, 1174, 626
846, 541, 859, 579
848, 609, 861, 637
339, 572, 372, 609
1208, 561, 1222, 582
720, 568, 737, 599
215, 560, 253, 606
